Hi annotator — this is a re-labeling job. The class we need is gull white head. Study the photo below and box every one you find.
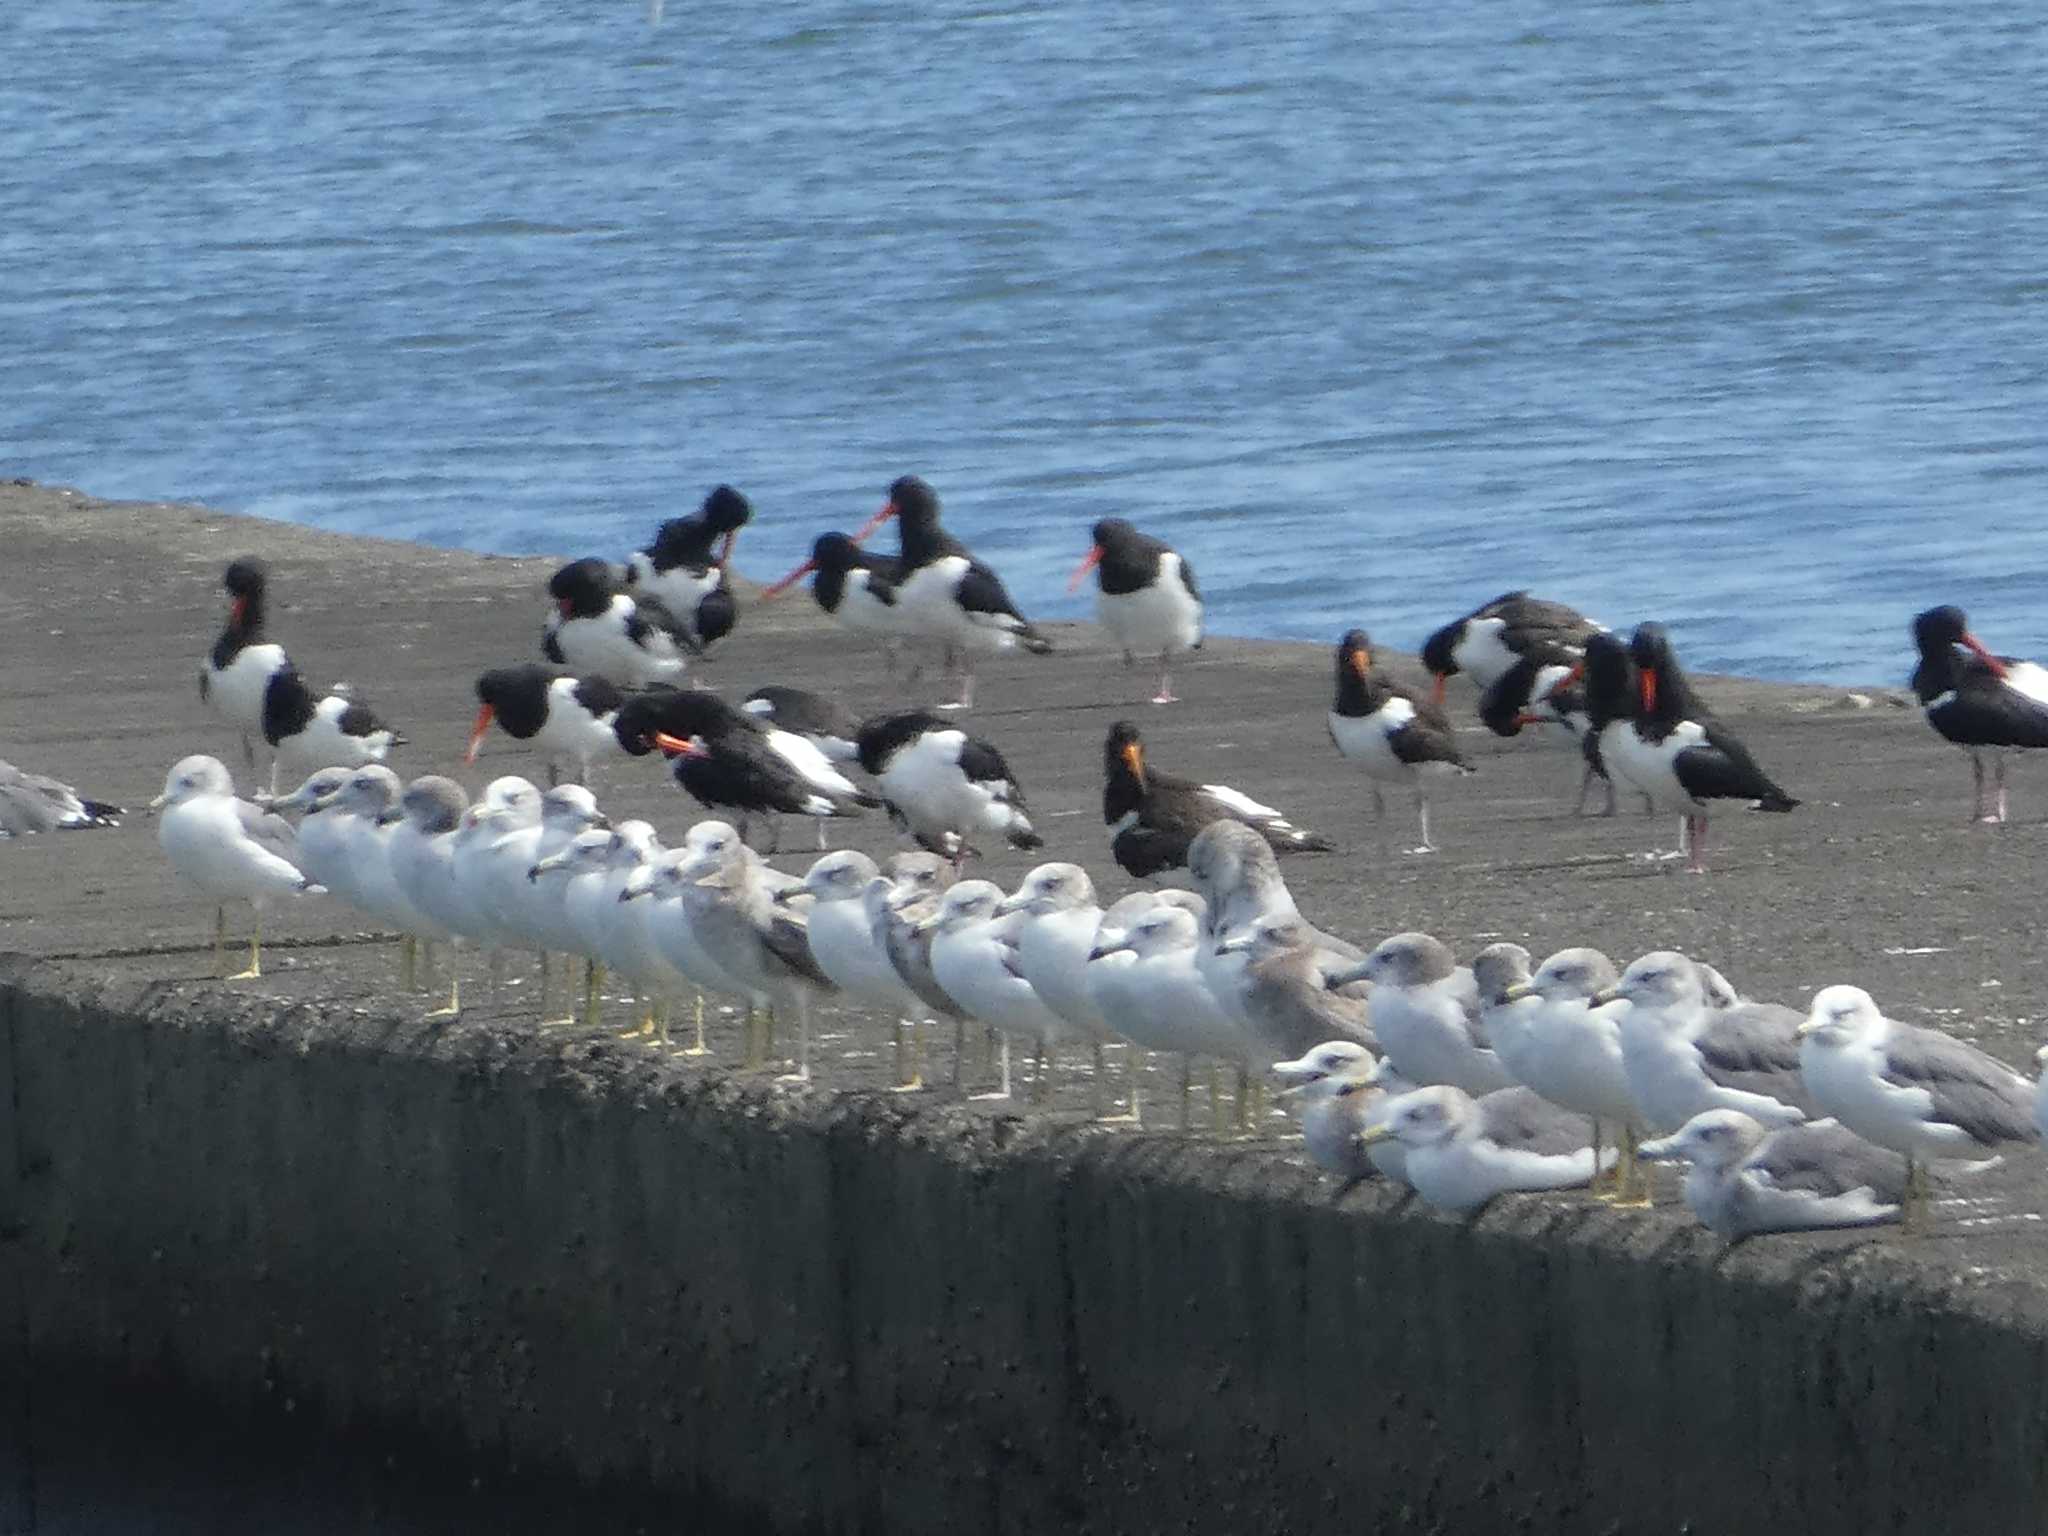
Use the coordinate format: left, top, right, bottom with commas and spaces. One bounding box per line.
1187, 821, 1289, 937
1214, 913, 1312, 961
1119, 904, 1203, 960
1362, 1085, 1477, 1150
1797, 984, 1884, 1047
530, 825, 614, 881
998, 861, 1096, 918
1637, 1109, 1770, 1172
1272, 1039, 1377, 1090
1521, 947, 1621, 1004
932, 880, 1005, 933
478, 776, 543, 829
1470, 942, 1533, 1006
540, 783, 606, 832
1358, 932, 1457, 989
150, 754, 234, 811
318, 764, 403, 819
271, 766, 353, 817
801, 849, 881, 903
1601, 950, 1705, 1015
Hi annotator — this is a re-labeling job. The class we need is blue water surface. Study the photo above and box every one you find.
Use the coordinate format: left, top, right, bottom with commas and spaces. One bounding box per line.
6, 0, 2046, 682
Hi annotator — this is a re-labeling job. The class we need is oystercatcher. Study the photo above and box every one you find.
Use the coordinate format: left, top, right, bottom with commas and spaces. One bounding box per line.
1101, 720, 1332, 877
613, 689, 872, 850
1476, 644, 1614, 816
853, 475, 1052, 710
625, 484, 751, 652
1326, 629, 1472, 853
1910, 605, 2048, 824
760, 531, 915, 667
741, 685, 862, 764
1589, 625, 1798, 873
855, 709, 1042, 862
1067, 518, 1202, 704
541, 557, 691, 688
1421, 590, 1601, 705
467, 665, 626, 786
199, 558, 402, 793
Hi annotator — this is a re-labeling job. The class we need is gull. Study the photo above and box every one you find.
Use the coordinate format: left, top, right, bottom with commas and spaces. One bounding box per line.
928, 880, 1074, 1101
872, 854, 973, 1086
1605, 951, 1812, 1133
529, 826, 616, 1020
149, 754, 319, 980
582, 821, 688, 1040
269, 767, 360, 906
1361, 1084, 1613, 1216
792, 850, 934, 1088
623, 845, 757, 1053
1185, 820, 1363, 980
1798, 983, 2040, 1227
0, 758, 122, 836
1001, 863, 1122, 1116
308, 765, 431, 988
1086, 892, 1234, 1124
1272, 1040, 1385, 1194
1345, 933, 1511, 1096
1471, 943, 1540, 1075
387, 777, 476, 1018
674, 822, 834, 1079
1212, 915, 1375, 1133
497, 785, 606, 1020
1499, 946, 1647, 1203
1638, 1110, 1907, 1240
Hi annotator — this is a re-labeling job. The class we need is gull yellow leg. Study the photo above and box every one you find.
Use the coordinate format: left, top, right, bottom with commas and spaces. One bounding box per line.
226, 911, 263, 981
582, 960, 605, 1030
427, 972, 461, 1020
891, 1017, 925, 1091
681, 992, 709, 1056
213, 906, 227, 978
400, 934, 418, 992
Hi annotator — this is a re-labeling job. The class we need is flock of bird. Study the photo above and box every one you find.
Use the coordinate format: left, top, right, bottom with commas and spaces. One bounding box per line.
13, 474, 2048, 1245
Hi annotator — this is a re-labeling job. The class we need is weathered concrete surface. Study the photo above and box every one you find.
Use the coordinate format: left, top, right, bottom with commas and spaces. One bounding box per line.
6, 480, 2048, 1532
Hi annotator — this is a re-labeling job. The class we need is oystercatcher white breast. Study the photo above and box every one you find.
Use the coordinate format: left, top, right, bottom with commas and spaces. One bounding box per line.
1910, 604, 2048, 824
1420, 590, 1601, 705
468, 664, 626, 787
625, 484, 751, 652
1101, 720, 1331, 878
855, 476, 1052, 710
1068, 518, 1201, 705
855, 708, 1042, 862
1326, 629, 1472, 853
613, 689, 872, 849
1588, 626, 1797, 873
541, 557, 690, 689
742, 685, 862, 763
198, 558, 401, 793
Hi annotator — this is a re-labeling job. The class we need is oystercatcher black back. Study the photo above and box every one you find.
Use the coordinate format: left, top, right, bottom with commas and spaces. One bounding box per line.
1911, 604, 2048, 823
1421, 590, 1601, 705
1101, 720, 1331, 877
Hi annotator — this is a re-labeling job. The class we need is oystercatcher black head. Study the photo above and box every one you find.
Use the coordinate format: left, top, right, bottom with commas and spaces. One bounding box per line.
1627, 622, 1705, 724
612, 688, 739, 758
472, 665, 552, 752
701, 484, 752, 534
854, 475, 948, 558
762, 531, 868, 599
645, 485, 754, 571
1332, 629, 1377, 714
1068, 518, 1159, 594
1104, 720, 1145, 781
1580, 631, 1636, 729
548, 557, 618, 620
1418, 621, 1459, 685
222, 557, 270, 633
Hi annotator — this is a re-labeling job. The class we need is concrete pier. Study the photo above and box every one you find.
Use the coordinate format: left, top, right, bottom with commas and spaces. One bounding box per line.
5, 480, 2048, 1532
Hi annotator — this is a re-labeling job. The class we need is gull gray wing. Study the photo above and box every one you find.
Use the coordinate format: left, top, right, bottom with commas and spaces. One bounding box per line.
1695, 1004, 1816, 1115
234, 798, 305, 870
1747, 1121, 1909, 1203
1479, 1087, 1594, 1156
1881, 1026, 2041, 1149
1245, 952, 1374, 1058
763, 909, 834, 990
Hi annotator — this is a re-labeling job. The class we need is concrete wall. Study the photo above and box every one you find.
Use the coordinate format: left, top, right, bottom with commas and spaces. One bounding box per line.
6, 957, 2048, 1535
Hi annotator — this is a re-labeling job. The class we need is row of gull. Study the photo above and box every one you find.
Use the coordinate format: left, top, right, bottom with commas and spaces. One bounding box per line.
144, 750, 2048, 1243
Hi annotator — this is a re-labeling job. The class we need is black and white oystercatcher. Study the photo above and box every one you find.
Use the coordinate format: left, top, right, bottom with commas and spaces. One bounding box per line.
1476, 643, 1615, 816
1421, 590, 1601, 705
855, 709, 1042, 862
542, 558, 691, 688
0, 759, 122, 836
1068, 519, 1202, 704
854, 476, 1053, 710
761, 532, 915, 666
625, 485, 748, 653
1326, 629, 1472, 853
1101, 720, 1332, 877
1588, 626, 1798, 872
742, 685, 863, 764
199, 558, 402, 793
612, 689, 872, 849
1910, 605, 2048, 824
467, 665, 627, 786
